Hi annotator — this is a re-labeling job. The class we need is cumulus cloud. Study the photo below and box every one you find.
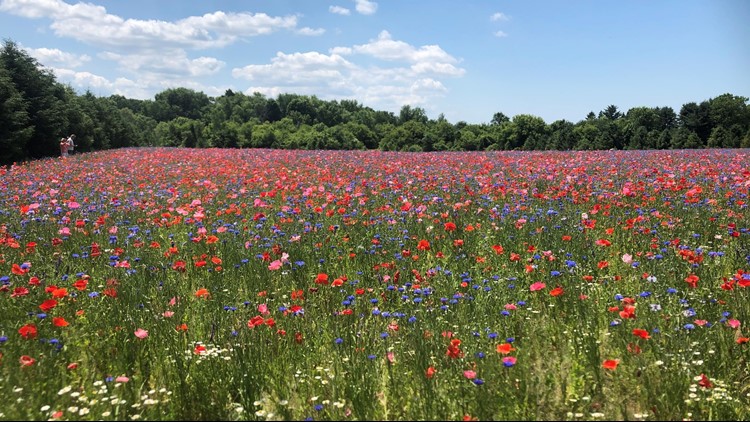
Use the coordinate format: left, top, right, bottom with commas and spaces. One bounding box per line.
493, 30, 508, 38
354, 0, 377, 15
0, 0, 299, 50
24, 46, 90, 68
232, 31, 464, 113
98, 49, 225, 77
329, 5, 350, 15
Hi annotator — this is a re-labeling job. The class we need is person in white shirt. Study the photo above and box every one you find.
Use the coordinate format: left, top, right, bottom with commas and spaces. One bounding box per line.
66, 134, 76, 155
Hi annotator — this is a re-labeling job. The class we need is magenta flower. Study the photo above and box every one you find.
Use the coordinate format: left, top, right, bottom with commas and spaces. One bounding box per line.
268, 260, 282, 270
529, 282, 546, 292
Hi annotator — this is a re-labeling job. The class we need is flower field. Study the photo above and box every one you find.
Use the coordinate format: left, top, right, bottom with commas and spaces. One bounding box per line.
1, 148, 749, 421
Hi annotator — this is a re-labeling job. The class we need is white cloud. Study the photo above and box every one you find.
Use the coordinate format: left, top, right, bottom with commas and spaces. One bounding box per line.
0, 0, 299, 50
296, 27, 326, 36
490, 12, 509, 22
232, 32, 464, 114
98, 49, 225, 77
24, 46, 90, 68
52, 68, 112, 90
342, 31, 463, 73
354, 0, 377, 15
494, 30, 508, 38
329, 5, 350, 15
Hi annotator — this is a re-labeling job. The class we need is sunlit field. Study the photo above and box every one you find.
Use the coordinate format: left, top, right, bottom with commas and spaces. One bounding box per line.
0, 148, 748, 421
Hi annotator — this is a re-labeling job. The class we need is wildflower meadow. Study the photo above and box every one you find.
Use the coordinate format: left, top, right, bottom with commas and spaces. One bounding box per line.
0, 147, 748, 421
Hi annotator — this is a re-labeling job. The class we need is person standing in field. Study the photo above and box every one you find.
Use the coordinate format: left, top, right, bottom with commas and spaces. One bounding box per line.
66, 134, 76, 155
60, 137, 69, 158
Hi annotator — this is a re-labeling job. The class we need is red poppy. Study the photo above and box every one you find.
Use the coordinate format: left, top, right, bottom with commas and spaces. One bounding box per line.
315, 273, 329, 285
549, 286, 564, 297
72, 279, 88, 291
19, 323, 38, 339
39, 299, 57, 312
496, 343, 516, 354
11, 287, 29, 297
417, 239, 430, 251
426, 366, 436, 379
53, 317, 69, 327
632, 328, 650, 339
619, 305, 636, 319
602, 359, 619, 370
247, 315, 265, 328
697, 374, 713, 389
12, 263, 28, 275
684, 274, 699, 289
446, 338, 463, 359
171, 260, 187, 272
51, 288, 68, 298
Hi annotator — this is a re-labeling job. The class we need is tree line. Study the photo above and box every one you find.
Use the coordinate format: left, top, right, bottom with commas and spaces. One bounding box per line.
2, 39, 749, 165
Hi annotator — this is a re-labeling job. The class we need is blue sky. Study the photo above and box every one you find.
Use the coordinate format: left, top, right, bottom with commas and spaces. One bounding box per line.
1, 0, 747, 124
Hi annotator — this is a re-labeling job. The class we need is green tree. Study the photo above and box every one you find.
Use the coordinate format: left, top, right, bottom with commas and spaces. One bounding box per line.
491, 112, 510, 125
573, 122, 600, 150
679, 101, 711, 143
152, 87, 211, 121
598, 105, 622, 120
250, 122, 277, 148
547, 120, 576, 150
0, 39, 70, 159
708, 93, 749, 131
0, 64, 32, 164
398, 105, 428, 125
507, 114, 548, 150
707, 126, 734, 148
741, 128, 750, 148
